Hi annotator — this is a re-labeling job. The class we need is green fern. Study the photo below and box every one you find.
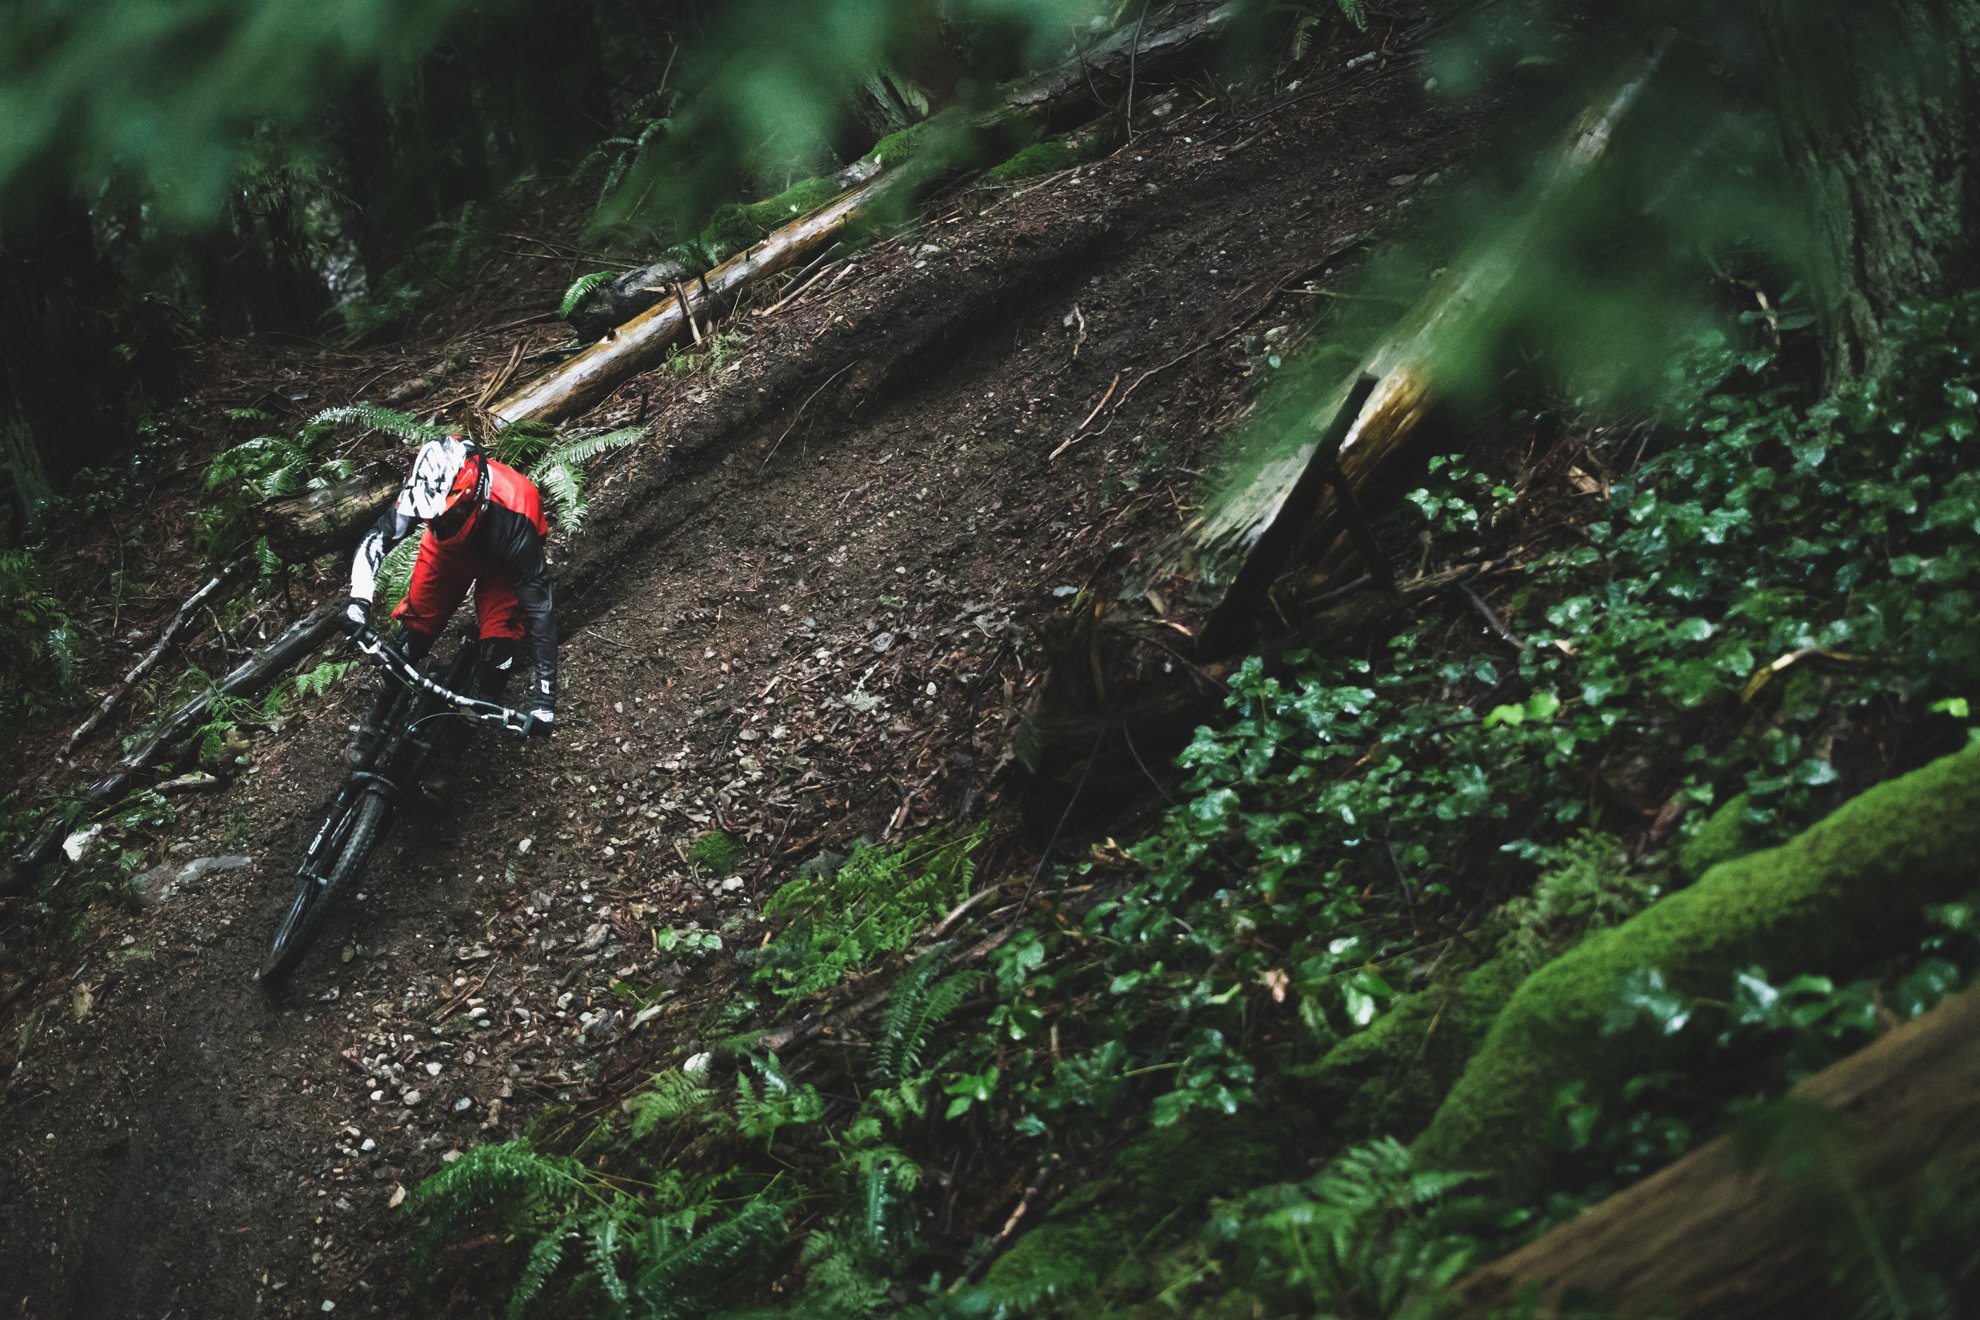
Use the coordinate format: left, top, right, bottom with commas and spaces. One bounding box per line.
873, 949, 979, 1085
1215, 1139, 1499, 1318
507, 1218, 576, 1320
754, 829, 985, 1002
586, 1205, 635, 1320
404, 1138, 587, 1275
531, 425, 644, 533
559, 270, 618, 320
624, 1069, 714, 1140
370, 537, 420, 619
490, 420, 561, 469
734, 1055, 826, 1146
628, 1193, 790, 1319
306, 402, 452, 447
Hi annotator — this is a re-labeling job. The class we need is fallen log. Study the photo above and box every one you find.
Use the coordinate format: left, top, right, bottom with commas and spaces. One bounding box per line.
1016, 37, 1672, 784
53, 554, 253, 764
7, 603, 339, 888
491, 0, 1245, 430
491, 177, 917, 428
1177, 32, 1673, 633
259, 465, 401, 563
1454, 981, 1980, 1318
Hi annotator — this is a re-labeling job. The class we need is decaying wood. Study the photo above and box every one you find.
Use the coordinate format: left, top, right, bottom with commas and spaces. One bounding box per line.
491, 1, 1244, 431
8, 604, 339, 887
1179, 34, 1672, 628
54, 554, 253, 765
1455, 982, 1980, 1318
1014, 39, 1671, 783
259, 465, 401, 563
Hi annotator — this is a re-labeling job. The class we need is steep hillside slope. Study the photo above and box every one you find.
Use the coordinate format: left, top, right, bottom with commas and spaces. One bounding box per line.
0, 42, 1481, 1318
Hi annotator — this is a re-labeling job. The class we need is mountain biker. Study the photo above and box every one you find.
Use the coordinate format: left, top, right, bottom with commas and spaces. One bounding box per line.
340, 435, 557, 795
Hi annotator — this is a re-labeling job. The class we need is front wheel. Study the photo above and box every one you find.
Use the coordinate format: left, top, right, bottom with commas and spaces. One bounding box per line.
259, 790, 391, 987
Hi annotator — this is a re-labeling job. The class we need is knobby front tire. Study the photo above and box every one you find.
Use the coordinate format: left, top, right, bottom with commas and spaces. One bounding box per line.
259, 790, 390, 987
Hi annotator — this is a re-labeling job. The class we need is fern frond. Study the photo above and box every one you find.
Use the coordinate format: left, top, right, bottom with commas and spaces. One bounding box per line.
405, 1139, 585, 1278
543, 425, 645, 470
585, 1205, 633, 1320
534, 462, 588, 533
309, 402, 452, 447
559, 270, 617, 320
874, 950, 979, 1085
629, 1194, 789, 1320
372, 537, 421, 617
506, 1217, 576, 1320
624, 1070, 713, 1140
491, 420, 559, 469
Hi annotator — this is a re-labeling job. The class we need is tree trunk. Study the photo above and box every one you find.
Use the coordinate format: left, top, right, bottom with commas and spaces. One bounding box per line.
0, 192, 135, 534
1454, 982, 1980, 1318
1760, 0, 1980, 379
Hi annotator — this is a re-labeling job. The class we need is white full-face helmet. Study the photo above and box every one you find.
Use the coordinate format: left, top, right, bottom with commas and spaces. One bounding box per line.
401, 435, 487, 539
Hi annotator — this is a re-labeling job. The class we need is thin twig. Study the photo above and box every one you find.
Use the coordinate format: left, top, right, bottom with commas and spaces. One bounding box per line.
762, 361, 859, 468
1460, 582, 1528, 651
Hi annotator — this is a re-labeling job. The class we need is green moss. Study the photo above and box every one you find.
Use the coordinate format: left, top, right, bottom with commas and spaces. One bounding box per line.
1677, 790, 1776, 882
1310, 950, 1534, 1142
697, 175, 845, 261
863, 119, 938, 167
981, 135, 1087, 187
1415, 741, 1980, 1184
689, 829, 746, 874
970, 1122, 1278, 1314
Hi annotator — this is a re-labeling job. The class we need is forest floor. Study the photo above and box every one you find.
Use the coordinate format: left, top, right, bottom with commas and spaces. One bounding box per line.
0, 33, 1487, 1318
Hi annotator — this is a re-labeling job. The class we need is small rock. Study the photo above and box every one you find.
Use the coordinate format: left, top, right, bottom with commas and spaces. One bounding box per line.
388, 1184, 407, 1209
360, 1138, 376, 1153
425, 1061, 442, 1077
62, 825, 104, 864
403, 1090, 423, 1107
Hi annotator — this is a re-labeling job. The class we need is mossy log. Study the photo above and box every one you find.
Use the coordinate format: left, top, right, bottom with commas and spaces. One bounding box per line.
258, 464, 401, 563
1309, 948, 1534, 1143
1414, 738, 1980, 1186
492, 2, 1244, 430
1453, 982, 1980, 1317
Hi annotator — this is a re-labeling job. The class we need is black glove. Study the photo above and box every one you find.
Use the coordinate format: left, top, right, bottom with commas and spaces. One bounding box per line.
340, 596, 371, 638
525, 708, 555, 739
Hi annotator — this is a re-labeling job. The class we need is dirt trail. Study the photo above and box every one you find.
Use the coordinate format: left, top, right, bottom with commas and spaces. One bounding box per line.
0, 47, 1479, 1318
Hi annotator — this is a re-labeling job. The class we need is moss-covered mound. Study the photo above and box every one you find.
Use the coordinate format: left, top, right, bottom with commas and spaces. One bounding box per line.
1414, 740, 1980, 1183
698, 175, 847, 261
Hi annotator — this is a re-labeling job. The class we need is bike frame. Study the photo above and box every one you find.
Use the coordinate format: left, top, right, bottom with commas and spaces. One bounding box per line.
295, 630, 530, 886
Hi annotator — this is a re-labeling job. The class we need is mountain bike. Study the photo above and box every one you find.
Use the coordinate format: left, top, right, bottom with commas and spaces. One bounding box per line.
258, 627, 536, 988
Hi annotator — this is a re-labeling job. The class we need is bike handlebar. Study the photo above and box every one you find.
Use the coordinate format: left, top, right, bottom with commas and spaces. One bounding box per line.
350, 628, 539, 737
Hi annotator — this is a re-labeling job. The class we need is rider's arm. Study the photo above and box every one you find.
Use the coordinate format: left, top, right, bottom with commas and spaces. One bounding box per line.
349, 497, 419, 604
482, 506, 558, 713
